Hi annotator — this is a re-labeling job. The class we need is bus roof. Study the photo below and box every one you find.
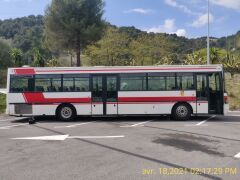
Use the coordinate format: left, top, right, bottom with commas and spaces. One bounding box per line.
9, 65, 223, 75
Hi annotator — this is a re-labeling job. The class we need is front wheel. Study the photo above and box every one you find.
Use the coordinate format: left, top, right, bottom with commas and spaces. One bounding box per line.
172, 103, 191, 121
57, 104, 76, 121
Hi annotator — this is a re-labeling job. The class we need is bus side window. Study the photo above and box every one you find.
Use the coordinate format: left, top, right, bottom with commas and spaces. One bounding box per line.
10, 75, 34, 92
120, 74, 147, 91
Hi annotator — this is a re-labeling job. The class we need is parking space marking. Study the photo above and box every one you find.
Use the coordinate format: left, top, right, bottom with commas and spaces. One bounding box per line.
12, 134, 69, 141
120, 120, 152, 127
0, 123, 28, 130
196, 115, 216, 126
184, 124, 208, 127
234, 152, 240, 159
54, 121, 95, 128
11, 135, 124, 141
68, 135, 125, 139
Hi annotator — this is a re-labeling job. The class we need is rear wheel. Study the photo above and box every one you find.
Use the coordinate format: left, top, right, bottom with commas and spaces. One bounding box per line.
172, 103, 191, 121
57, 104, 76, 121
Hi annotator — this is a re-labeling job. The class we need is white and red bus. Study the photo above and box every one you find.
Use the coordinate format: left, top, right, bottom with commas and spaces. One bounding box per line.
6, 65, 229, 120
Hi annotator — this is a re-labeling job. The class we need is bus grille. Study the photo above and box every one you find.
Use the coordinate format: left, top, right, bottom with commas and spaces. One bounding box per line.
15, 104, 32, 114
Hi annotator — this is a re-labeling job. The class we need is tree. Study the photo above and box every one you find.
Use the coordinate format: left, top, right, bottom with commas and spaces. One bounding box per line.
44, 0, 105, 66
10, 48, 23, 67
222, 54, 240, 77
85, 27, 133, 66
32, 48, 45, 67
46, 58, 60, 67
184, 52, 205, 65
0, 40, 13, 68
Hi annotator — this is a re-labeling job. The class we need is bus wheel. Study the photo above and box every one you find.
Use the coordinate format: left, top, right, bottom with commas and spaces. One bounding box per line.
172, 103, 191, 121
57, 104, 76, 121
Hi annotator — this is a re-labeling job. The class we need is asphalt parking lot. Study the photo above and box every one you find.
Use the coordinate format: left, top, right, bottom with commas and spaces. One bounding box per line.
0, 114, 240, 180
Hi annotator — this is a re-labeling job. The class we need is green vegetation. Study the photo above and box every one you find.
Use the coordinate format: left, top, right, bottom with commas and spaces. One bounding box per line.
225, 73, 240, 110
0, 94, 6, 113
44, 0, 105, 66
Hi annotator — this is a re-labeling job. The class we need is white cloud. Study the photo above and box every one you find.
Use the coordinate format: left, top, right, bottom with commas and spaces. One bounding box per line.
164, 0, 200, 15
146, 19, 175, 33
174, 29, 187, 37
124, 8, 153, 15
191, 13, 214, 27
210, 0, 240, 10
145, 19, 187, 37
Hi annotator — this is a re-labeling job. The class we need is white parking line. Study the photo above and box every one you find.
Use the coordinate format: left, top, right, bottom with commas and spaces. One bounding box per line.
120, 120, 152, 127
11, 135, 125, 141
234, 152, 240, 159
68, 135, 125, 139
196, 115, 216, 126
0, 123, 28, 130
54, 121, 95, 128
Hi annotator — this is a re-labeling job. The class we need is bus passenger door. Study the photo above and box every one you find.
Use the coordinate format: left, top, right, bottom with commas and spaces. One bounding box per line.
208, 73, 223, 114
196, 74, 209, 114
92, 75, 104, 115
91, 75, 118, 116
106, 75, 118, 115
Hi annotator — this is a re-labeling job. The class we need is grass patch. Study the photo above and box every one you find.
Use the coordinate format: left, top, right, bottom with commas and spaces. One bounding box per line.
0, 93, 6, 114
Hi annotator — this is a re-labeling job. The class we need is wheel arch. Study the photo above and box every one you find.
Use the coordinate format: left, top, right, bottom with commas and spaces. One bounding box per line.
171, 101, 193, 115
55, 103, 77, 116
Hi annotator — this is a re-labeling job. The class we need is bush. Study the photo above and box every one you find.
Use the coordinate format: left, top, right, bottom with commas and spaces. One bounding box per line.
0, 94, 6, 114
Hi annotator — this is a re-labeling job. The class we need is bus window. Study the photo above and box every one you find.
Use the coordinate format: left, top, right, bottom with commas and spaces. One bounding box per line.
107, 76, 117, 102
63, 74, 89, 92
148, 76, 166, 91
177, 74, 194, 90
196, 75, 207, 100
63, 77, 74, 92
92, 76, 103, 102
10, 75, 34, 92
35, 75, 61, 92
166, 76, 176, 90
75, 77, 89, 92
120, 74, 146, 91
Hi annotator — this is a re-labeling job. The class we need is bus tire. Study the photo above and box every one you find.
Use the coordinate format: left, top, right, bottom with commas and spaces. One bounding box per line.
56, 104, 76, 121
172, 103, 191, 121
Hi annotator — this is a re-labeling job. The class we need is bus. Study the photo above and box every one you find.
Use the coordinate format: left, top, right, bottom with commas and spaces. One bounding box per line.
6, 65, 229, 121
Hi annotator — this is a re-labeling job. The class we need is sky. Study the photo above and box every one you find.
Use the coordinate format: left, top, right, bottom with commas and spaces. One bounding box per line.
0, 0, 240, 38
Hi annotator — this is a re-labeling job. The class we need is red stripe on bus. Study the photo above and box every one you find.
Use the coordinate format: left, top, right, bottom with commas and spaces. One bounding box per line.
23, 93, 91, 103
118, 96, 196, 102
15, 68, 35, 75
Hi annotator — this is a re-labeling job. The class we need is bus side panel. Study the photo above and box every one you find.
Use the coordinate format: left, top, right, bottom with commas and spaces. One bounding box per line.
33, 104, 58, 116
118, 91, 196, 115
6, 69, 11, 114
196, 102, 209, 114
75, 104, 92, 115
8, 93, 25, 103
118, 103, 174, 114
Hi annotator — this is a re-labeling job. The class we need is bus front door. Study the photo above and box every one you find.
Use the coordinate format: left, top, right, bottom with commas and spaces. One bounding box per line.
208, 73, 223, 114
196, 73, 224, 115
91, 75, 118, 116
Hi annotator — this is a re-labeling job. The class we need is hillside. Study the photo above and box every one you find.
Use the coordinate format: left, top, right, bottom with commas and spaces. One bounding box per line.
0, 15, 240, 67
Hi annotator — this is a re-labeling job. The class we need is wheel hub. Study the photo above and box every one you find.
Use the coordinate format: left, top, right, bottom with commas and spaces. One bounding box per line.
61, 107, 72, 119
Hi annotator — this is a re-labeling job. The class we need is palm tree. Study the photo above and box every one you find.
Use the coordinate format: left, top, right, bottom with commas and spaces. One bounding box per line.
10, 48, 23, 67
222, 54, 240, 77
184, 52, 205, 65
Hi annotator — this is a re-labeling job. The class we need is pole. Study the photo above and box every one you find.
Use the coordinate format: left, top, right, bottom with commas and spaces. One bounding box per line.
207, 0, 210, 64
